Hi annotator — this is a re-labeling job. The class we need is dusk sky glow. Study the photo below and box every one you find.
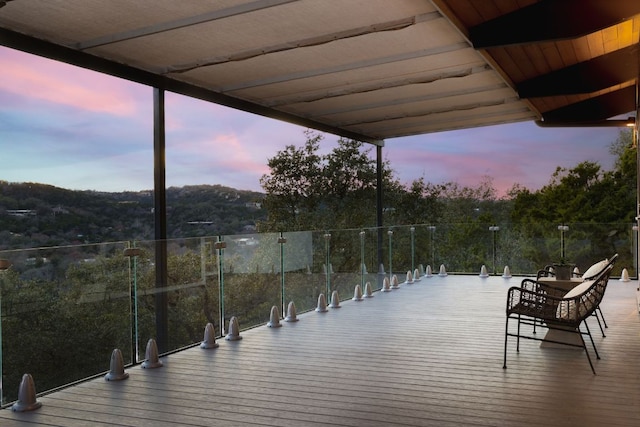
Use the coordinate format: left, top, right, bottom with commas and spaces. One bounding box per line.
0, 47, 625, 197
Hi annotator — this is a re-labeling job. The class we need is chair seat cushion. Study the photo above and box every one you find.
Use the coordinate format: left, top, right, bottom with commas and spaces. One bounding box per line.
556, 280, 596, 320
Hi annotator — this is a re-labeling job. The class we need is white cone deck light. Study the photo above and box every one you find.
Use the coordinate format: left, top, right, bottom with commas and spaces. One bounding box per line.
381, 277, 391, 292
438, 265, 447, 277
105, 348, 129, 381
479, 265, 489, 278
425, 265, 433, 278
363, 282, 374, 297
620, 268, 630, 282
316, 293, 328, 312
142, 338, 163, 368
267, 306, 282, 327
353, 284, 363, 301
390, 275, 400, 289
573, 266, 580, 276
11, 374, 41, 412
329, 290, 341, 308
226, 316, 242, 340
285, 301, 299, 322
413, 268, 421, 282
502, 266, 512, 279
200, 322, 219, 349
405, 270, 413, 284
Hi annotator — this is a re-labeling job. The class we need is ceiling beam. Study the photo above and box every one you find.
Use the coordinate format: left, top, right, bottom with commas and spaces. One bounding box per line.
0, 27, 384, 146
469, 0, 640, 49
540, 86, 637, 123
517, 45, 639, 98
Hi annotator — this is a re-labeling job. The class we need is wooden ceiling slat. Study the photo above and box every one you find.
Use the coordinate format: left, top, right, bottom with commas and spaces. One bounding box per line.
469, 0, 640, 48
505, 45, 537, 80
484, 48, 520, 85
618, 20, 633, 46
601, 25, 620, 52
585, 32, 605, 58
470, 0, 502, 22
525, 44, 552, 76
517, 45, 639, 98
539, 43, 564, 70
571, 37, 592, 63
542, 86, 636, 122
554, 40, 578, 68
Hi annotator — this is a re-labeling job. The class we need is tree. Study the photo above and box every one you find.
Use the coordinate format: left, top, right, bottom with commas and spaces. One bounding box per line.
508, 129, 636, 268
510, 129, 636, 224
259, 131, 323, 231
259, 131, 396, 231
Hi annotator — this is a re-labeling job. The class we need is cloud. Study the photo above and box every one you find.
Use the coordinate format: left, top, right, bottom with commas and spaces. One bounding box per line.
0, 48, 624, 197
0, 47, 142, 116
385, 122, 620, 197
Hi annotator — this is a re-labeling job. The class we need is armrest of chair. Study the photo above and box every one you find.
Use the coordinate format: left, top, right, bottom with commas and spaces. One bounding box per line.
506, 286, 564, 319
520, 278, 567, 295
536, 266, 554, 280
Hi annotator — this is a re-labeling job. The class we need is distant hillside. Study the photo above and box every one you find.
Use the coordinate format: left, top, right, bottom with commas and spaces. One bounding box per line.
0, 181, 266, 250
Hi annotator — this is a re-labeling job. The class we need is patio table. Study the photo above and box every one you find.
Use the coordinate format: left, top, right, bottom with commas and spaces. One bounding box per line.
536, 277, 585, 347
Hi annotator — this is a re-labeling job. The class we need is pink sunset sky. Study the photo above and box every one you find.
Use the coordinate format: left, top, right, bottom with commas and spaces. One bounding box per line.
0, 47, 626, 197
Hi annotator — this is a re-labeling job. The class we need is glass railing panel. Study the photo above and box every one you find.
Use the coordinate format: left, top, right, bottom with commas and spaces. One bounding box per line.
322, 228, 362, 303
359, 227, 382, 291
281, 230, 322, 314
311, 230, 333, 308
0, 242, 129, 405
132, 237, 220, 357
388, 226, 411, 279
410, 224, 434, 276
220, 232, 280, 332
559, 223, 634, 277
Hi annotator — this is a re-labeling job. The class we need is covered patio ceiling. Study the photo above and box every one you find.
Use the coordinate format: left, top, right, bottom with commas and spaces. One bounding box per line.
0, 0, 639, 145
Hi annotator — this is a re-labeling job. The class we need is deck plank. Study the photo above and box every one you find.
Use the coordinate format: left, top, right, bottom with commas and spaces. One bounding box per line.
1, 275, 639, 426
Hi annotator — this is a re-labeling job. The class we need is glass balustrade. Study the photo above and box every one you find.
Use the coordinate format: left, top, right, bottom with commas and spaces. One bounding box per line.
0, 242, 129, 405
0, 222, 635, 406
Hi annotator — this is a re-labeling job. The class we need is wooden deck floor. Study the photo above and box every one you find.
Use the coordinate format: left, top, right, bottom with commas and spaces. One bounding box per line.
1, 274, 640, 426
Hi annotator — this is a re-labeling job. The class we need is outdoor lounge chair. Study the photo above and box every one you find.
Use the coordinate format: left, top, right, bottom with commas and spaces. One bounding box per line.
503, 259, 615, 374
535, 254, 618, 336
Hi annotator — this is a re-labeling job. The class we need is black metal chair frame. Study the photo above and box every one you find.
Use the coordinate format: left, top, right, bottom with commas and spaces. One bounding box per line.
503, 261, 615, 374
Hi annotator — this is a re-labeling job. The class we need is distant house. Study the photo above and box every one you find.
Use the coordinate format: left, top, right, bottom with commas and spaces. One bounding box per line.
234, 237, 257, 246
52, 206, 69, 215
6, 209, 36, 217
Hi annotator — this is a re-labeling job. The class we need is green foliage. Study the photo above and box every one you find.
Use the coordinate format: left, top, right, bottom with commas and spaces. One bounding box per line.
0, 182, 266, 249
0, 128, 636, 406
510, 129, 636, 224
259, 131, 398, 231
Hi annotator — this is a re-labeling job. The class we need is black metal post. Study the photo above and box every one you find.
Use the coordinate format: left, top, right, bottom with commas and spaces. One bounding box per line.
376, 145, 384, 275
153, 88, 168, 354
